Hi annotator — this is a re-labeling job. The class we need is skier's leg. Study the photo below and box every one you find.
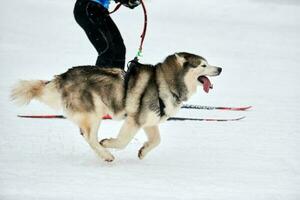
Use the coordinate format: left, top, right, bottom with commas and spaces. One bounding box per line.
74, 1, 121, 68
85, 2, 126, 69
83, 25, 112, 67
98, 15, 126, 68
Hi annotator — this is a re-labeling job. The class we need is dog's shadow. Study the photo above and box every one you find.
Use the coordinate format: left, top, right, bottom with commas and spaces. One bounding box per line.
66, 152, 147, 168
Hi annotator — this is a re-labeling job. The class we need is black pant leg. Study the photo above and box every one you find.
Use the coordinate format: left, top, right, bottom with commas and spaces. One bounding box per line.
96, 14, 126, 68
74, 0, 126, 69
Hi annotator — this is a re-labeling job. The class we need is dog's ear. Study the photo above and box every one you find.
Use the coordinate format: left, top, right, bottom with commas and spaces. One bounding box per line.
175, 53, 186, 66
185, 56, 201, 68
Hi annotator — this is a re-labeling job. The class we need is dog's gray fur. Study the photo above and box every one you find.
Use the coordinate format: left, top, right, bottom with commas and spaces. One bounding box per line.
11, 52, 222, 162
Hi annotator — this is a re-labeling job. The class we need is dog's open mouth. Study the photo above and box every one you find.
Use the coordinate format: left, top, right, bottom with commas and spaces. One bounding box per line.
198, 76, 213, 93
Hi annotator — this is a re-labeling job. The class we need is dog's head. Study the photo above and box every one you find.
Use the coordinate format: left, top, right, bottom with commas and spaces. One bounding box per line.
173, 52, 222, 93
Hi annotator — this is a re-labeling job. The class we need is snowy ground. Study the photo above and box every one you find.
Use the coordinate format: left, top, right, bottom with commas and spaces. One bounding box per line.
1, 0, 300, 199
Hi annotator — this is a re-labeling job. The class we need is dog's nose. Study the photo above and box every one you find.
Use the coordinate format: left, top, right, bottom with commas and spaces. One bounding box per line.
217, 67, 222, 74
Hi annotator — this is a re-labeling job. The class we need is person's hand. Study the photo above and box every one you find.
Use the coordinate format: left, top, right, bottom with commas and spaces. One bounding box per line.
116, 0, 141, 9
126, 0, 141, 9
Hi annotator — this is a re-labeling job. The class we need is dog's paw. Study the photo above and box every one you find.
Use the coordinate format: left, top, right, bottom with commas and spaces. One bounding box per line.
101, 152, 115, 162
138, 146, 146, 160
104, 154, 115, 162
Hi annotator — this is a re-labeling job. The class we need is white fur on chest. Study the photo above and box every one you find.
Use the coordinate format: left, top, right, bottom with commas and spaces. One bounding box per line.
184, 69, 198, 99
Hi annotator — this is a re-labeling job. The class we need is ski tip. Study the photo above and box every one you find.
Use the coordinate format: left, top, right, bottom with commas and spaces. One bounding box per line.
220, 106, 252, 111
208, 116, 246, 121
167, 116, 246, 122
235, 116, 246, 120
240, 106, 252, 110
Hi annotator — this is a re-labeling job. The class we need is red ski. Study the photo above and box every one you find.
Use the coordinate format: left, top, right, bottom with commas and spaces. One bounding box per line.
17, 114, 112, 120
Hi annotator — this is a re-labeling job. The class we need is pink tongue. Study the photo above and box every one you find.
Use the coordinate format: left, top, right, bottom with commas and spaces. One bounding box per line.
199, 76, 213, 93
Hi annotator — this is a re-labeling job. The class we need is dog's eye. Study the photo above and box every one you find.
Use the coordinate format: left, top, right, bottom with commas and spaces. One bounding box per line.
202, 65, 207, 68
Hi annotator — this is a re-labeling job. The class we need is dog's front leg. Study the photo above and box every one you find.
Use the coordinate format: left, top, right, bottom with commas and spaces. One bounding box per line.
138, 126, 161, 160
100, 117, 140, 149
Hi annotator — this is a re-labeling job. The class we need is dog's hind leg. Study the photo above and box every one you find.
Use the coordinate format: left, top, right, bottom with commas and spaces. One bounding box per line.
100, 117, 140, 150
138, 126, 161, 160
75, 113, 115, 162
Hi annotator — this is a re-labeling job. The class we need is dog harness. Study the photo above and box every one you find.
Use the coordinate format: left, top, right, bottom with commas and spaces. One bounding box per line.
124, 63, 166, 118
158, 97, 166, 117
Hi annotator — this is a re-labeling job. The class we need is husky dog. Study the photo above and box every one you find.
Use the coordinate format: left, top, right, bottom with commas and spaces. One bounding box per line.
11, 52, 222, 162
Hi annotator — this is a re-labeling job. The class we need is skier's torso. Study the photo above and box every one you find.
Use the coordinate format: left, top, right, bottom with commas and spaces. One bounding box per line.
90, 0, 110, 9
75, 0, 110, 9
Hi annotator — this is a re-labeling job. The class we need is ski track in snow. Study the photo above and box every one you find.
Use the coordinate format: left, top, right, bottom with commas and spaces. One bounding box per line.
1, 0, 300, 199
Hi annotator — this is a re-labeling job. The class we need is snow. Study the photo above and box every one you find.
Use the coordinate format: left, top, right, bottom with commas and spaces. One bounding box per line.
1, 0, 300, 199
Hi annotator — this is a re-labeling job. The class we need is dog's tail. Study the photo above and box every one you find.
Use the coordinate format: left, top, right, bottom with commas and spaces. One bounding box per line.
10, 80, 62, 110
